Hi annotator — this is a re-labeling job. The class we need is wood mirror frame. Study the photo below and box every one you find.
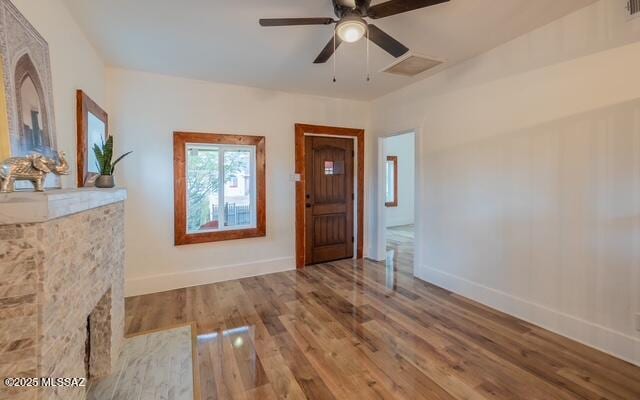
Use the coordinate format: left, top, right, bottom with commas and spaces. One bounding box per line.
385, 155, 398, 207
76, 90, 108, 187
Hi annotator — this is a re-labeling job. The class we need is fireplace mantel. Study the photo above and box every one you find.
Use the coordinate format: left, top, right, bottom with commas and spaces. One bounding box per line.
0, 187, 127, 224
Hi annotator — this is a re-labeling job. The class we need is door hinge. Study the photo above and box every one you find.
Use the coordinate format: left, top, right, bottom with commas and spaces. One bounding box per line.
352, 150, 355, 157
352, 193, 355, 200
352, 236, 354, 242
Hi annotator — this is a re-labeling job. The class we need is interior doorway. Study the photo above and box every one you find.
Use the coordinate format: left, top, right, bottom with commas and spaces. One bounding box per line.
380, 131, 416, 274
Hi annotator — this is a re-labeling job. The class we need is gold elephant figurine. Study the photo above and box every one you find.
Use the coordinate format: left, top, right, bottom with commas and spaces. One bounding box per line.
0, 152, 70, 192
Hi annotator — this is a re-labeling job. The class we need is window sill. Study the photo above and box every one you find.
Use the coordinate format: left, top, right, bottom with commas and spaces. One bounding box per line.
175, 226, 266, 246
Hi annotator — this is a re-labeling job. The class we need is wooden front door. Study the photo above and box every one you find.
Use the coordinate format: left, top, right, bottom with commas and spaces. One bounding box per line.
305, 136, 355, 265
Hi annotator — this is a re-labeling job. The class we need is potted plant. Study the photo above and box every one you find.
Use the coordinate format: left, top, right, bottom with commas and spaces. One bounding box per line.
93, 135, 132, 188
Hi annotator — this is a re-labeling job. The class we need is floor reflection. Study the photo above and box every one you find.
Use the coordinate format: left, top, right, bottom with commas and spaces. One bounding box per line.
197, 324, 268, 394
385, 224, 415, 290
385, 249, 396, 289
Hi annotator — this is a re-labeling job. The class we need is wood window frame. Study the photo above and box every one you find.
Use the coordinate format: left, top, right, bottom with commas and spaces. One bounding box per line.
76, 90, 108, 187
385, 155, 398, 207
173, 131, 266, 246
295, 123, 364, 269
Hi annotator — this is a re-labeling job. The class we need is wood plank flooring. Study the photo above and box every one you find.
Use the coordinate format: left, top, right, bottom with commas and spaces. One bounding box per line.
125, 225, 640, 399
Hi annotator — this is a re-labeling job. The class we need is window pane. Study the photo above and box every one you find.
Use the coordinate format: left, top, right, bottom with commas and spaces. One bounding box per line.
186, 145, 220, 233
386, 160, 395, 203
324, 160, 344, 176
324, 161, 334, 175
223, 149, 254, 228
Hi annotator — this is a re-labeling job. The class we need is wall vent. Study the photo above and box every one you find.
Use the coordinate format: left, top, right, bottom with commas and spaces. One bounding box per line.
381, 54, 443, 77
628, 0, 640, 17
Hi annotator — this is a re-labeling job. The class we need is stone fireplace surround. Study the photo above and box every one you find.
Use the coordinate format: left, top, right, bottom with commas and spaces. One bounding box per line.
0, 188, 126, 400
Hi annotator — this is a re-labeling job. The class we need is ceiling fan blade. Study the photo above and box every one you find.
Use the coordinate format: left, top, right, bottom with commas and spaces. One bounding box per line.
355, 0, 372, 14
367, 0, 449, 19
367, 24, 409, 57
259, 18, 335, 27
314, 35, 343, 64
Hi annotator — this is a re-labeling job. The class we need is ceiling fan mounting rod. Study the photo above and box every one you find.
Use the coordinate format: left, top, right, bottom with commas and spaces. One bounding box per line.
333, 29, 337, 83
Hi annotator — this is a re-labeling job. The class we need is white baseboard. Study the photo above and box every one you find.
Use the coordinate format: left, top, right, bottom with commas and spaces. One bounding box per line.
125, 257, 295, 297
418, 266, 640, 367
386, 219, 414, 228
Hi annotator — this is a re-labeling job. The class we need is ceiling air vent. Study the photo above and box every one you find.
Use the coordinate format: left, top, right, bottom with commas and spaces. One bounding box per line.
628, 0, 640, 17
382, 53, 443, 77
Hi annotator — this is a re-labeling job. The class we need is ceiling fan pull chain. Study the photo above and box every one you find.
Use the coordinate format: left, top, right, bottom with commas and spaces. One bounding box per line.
366, 24, 370, 82
333, 29, 337, 83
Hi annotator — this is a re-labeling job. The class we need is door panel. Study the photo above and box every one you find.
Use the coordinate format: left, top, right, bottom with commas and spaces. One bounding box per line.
313, 214, 346, 246
305, 136, 354, 265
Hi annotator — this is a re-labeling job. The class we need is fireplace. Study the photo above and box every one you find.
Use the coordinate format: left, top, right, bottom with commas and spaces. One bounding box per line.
0, 188, 127, 400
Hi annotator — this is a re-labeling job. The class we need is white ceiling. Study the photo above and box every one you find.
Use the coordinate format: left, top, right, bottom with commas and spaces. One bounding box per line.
63, 0, 597, 100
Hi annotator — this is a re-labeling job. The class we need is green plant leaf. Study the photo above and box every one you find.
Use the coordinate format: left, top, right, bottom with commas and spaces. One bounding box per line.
92, 135, 131, 176
103, 136, 114, 175
93, 143, 105, 174
111, 151, 133, 174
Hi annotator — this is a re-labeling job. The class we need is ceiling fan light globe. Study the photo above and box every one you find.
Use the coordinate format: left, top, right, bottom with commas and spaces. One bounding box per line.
336, 19, 366, 43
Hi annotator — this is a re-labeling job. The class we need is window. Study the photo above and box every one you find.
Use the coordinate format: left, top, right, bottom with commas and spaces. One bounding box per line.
385, 156, 398, 207
174, 132, 265, 245
324, 160, 344, 176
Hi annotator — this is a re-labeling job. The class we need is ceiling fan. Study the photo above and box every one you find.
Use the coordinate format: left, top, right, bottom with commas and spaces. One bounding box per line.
259, 0, 449, 64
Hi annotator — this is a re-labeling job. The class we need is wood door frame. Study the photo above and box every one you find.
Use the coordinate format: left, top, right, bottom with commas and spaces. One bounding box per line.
384, 155, 398, 207
295, 123, 364, 268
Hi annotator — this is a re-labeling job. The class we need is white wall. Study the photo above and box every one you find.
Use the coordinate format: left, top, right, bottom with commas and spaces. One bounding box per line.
383, 132, 415, 227
47, 0, 638, 365
106, 68, 370, 296
13, 0, 106, 188
371, 0, 640, 365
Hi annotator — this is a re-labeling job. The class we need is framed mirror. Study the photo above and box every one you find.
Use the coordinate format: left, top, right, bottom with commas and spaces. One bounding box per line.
76, 90, 108, 187
385, 155, 398, 207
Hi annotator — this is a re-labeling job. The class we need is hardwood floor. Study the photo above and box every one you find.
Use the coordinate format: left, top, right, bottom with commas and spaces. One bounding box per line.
125, 225, 640, 399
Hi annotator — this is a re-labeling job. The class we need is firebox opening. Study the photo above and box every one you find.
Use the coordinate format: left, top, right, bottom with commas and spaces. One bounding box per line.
85, 314, 91, 380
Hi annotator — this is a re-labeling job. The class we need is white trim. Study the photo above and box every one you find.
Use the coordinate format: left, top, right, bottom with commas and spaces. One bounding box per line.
125, 256, 295, 297
375, 137, 387, 261
417, 266, 640, 367
376, 129, 418, 262
386, 217, 415, 228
